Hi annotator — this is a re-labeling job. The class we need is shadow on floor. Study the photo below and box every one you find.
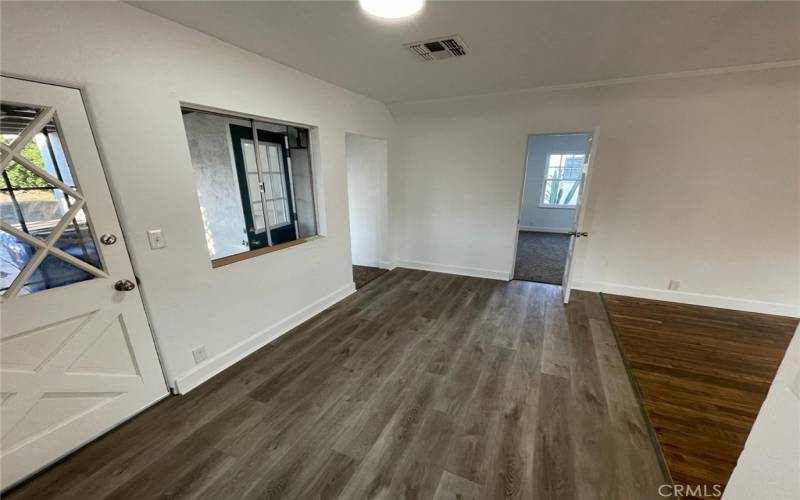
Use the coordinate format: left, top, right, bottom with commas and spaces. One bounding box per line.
352, 265, 388, 289
513, 231, 570, 285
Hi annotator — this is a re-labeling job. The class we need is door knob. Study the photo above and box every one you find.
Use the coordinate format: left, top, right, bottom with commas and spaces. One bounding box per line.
114, 279, 136, 292
100, 233, 117, 245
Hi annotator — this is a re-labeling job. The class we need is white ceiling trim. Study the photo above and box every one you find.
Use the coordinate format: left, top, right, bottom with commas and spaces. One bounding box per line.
388, 59, 800, 107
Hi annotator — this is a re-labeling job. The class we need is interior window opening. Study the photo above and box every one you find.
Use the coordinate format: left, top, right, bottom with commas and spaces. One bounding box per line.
180, 107, 318, 266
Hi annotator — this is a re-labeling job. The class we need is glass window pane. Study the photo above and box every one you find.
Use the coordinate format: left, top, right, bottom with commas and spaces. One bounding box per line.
542, 180, 554, 204
0, 191, 20, 226
564, 155, 584, 168
0, 230, 36, 295
542, 180, 579, 206
2, 185, 62, 236
258, 142, 272, 172
266, 200, 276, 226
546, 167, 561, 180
1, 106, 104, 296
267, 145, 281, 173
0, 229, 94, 297
270, 173, 283, 199
3, 133, 72, 188
1, 104, 42, 141
548, 154, 562, 168
564, 182, 580, 205
23, 253, 94, 296
252, 202, 265, 232
38, 131, 74, 186
52, 217, 102, 269
274, 200, 287, 226
246, 172, 260, 201
4, 159, 50, 190
262, 172, 276, 200
289, 144, 316, 238
242, 140, 258, 173
563, 167, 582, 180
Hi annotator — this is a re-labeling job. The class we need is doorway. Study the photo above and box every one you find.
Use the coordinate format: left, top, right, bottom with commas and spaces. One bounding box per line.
0, 77, 167, 490
345, 134, 389, 289
512, 132, 594, 291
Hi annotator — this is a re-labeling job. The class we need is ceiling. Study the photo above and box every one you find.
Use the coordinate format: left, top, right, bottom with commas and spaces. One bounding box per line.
130, 1, 800, 104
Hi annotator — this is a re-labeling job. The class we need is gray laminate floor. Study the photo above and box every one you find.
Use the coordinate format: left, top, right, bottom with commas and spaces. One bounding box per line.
6, 268, 668, 500
353, 265, 389, 289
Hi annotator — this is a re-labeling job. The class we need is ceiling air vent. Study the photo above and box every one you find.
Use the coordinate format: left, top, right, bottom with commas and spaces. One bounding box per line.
405, 35, 469, 62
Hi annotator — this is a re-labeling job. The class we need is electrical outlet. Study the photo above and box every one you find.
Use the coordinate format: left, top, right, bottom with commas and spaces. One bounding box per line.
192, 346, 207, 364
668, 279, 680, 291
147, 229, 166, 250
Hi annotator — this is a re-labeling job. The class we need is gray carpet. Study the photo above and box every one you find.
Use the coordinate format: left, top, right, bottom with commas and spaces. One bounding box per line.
513, 231, 571, 285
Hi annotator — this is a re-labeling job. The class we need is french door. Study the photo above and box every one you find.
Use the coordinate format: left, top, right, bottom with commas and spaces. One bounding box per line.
0, 77, 167, 489
230, 125, 298, 247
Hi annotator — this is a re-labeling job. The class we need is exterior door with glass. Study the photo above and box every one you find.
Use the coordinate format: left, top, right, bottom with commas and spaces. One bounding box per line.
0, 77, 167, 489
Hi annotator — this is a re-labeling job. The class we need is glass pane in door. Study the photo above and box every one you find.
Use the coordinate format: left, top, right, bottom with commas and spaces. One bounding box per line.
0, 231, 36, 294
1, 104, 104, 297
241, 140, 265, 234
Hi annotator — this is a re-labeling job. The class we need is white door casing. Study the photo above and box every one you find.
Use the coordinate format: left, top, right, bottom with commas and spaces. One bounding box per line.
561, 130, 599, 303
0, 77, 167, 489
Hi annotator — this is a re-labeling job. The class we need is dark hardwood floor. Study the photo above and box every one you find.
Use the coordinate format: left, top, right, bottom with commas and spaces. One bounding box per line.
353, 265, 389, 289
7, 269, 668, 499
603, 294, 798, 499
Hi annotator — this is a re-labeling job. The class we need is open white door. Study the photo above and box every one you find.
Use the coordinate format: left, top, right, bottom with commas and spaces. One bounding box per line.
0, 77, 168, 489
562, 131, 598, 303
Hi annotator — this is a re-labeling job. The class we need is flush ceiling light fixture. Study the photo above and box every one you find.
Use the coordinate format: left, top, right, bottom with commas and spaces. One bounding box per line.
359, 0, 425, 19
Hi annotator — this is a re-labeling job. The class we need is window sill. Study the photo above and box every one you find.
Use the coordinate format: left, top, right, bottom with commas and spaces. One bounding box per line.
537, 204, 577, 210
211, 235, 321, 269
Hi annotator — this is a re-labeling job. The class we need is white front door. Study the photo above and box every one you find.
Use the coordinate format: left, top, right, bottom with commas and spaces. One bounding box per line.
562, 131, 599, 303
0, 77, 167, 489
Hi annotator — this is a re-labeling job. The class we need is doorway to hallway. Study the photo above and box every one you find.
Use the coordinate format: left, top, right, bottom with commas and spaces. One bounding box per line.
512, 132, 594, 291
345, 134, 390, 289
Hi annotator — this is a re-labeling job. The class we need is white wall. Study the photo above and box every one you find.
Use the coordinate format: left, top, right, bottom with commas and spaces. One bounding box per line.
725, 326, 800, 500
182, 111, 249, 260
390, 67, 800, 315
520, 133, 590, 232
0, 1, 395, 392
346, 134, 389, 268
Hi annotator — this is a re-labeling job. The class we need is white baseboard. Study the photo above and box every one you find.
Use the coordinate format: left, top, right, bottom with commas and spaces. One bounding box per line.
353, 260, 395, 270
352, 260, 380, 268
172, 282, 357, 394
519, 226, 572, 234
572, 281, 800, 318
397, 259, 510, 281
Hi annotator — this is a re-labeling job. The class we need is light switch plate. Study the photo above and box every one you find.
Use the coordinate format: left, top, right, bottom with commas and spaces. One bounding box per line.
147, 229, 166, 250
